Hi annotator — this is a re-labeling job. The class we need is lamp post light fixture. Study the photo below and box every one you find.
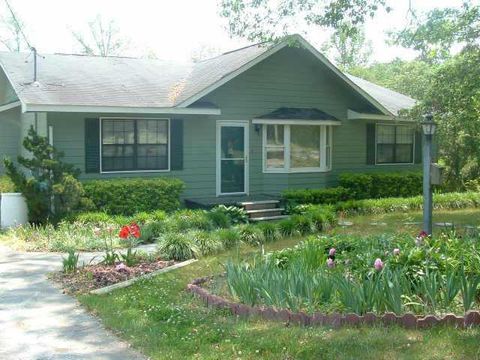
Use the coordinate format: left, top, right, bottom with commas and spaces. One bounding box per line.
421, 113, 437, 235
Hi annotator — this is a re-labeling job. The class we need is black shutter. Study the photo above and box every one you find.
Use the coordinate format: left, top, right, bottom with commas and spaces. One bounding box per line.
85, 118, 100, 173
366, 123, 376, 165
414, 130, 422, 164
170, 119, 183, 170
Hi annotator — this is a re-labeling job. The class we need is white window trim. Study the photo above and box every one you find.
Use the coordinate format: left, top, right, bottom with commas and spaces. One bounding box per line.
262, 124, 333, 174
375, 122, 415, 166
99, 117, 171, 174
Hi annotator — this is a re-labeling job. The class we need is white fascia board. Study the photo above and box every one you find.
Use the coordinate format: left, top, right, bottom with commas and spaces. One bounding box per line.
23, 103, 222, 115
252, 118, 342, 126
0, 100, 21, 112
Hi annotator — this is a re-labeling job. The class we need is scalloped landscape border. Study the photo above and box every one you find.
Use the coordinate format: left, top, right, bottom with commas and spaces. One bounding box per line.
187, 276, 480, 329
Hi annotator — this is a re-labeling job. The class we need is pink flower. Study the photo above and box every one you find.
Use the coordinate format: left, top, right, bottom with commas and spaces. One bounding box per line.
326, 258, 335, 268
329, 248, 336, 257
115, 263, 128, 272
393, 248, 400, 256
374, 258, 384, 271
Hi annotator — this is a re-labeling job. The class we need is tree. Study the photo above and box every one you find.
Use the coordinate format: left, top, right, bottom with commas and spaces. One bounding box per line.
0, 3, 29, 52
348, 59, 435, 100
219, 0, 391, 42
72, 15, 129, 57
322, 23, 372, 70
3, 127, 90, 223
390, 1, 479, 62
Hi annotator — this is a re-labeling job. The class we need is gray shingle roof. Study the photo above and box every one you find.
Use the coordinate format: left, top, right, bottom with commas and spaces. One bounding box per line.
0, 38, 415, 115
346, 74, 416, 116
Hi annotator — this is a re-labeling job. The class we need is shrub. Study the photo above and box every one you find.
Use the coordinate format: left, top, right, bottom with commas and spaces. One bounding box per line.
189, 230, 223, 256
0, 175, 15, 193
4, 127, 87, 223
291, 214, 315, 235
139, 221, 165, 243
293, 205, 336, 232
257, 222, 280, 242
206, 207, 231, 228
238, 224, 264, 246
157, 232, 198, 261
167, 209, 212, 232
339, 172, 423, 199
215, 228, 241, 250
335, 191, 480, 215
212, 205, 249, 225
277, 218, 299, 237
82, 177, 184, 215
283, 186, 350, 208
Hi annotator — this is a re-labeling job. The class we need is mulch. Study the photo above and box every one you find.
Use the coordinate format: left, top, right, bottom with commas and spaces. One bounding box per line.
52, 259, 175, 294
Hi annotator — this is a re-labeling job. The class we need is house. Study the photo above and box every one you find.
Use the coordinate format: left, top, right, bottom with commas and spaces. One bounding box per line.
0, 35, 420, 206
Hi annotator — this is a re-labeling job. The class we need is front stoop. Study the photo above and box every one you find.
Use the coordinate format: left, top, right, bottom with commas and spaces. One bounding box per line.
239, 200, 289, 222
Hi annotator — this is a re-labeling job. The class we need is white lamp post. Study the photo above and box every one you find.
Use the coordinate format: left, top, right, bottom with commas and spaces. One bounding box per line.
421, 113, 436, 235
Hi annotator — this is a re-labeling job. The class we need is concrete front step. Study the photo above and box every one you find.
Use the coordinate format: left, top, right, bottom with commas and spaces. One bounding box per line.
239, 200, 280, 211
247, 208, 285, 219
250, 215, 290, 222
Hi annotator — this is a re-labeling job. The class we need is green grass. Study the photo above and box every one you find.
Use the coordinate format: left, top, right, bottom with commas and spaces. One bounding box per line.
79, 215, 480, 359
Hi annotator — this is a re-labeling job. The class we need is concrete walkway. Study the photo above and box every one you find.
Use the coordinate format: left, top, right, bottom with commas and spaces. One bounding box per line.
0, 244, 156, 360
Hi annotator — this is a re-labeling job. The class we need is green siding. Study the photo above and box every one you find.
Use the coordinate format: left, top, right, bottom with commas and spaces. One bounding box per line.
0, 107, 21, 174
46, 46, 420, 200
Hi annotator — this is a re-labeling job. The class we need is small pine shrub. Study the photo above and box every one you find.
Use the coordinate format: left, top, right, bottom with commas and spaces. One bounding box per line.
215, 228, 241, 250
0, 175, 15, 193
257, 222, 280, 242
189, 230, 223, 256
238, 224, 264, 246
157, 233, 198, 261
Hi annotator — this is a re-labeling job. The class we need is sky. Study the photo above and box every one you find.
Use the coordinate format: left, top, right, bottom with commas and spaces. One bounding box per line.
0, 0, 469, 64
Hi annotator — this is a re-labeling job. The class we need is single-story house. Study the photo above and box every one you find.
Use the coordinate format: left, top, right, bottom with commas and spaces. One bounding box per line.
0, 34, 420, 205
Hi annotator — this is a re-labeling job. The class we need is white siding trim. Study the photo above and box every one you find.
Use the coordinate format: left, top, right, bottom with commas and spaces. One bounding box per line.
0, 100, 21, 113
253, 118, 342, 126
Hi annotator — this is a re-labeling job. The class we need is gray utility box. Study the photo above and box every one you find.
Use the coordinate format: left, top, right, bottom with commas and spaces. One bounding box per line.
430, 163, 444, 185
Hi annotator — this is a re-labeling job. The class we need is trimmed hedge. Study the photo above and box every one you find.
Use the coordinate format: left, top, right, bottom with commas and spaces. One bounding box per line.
82, 178, 185, 215
283, 186, 350, 208
339, 172, 423, 199
283, 172, 423, 207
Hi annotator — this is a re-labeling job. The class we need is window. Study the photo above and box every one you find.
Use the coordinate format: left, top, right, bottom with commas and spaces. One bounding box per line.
263, 124, 332, 172
376, 124, 414, 164
101, 118, 169, 172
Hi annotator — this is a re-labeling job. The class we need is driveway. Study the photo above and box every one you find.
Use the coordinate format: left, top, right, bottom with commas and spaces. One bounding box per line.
0, 245, 155, 360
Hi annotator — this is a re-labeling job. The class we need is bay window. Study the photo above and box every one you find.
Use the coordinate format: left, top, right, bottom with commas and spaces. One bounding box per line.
101, 118, 169, 172
263, 124, 332, 172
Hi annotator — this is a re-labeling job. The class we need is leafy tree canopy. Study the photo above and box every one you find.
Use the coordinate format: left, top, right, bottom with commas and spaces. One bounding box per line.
219, 0, 391, 42
390, 1, 479, 62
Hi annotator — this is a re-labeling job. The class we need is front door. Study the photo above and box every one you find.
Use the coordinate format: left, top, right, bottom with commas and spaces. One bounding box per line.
216, 121, 249, 196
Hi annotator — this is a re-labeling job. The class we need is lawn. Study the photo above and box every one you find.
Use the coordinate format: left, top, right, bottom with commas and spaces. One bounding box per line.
79, 209, 480, 360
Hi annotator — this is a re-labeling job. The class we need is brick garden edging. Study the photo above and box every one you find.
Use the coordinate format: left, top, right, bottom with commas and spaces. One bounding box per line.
187, 276, 480, 329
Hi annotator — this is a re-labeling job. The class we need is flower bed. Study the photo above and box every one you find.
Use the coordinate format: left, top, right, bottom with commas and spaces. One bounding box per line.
199, 232, 480, 321
187, 277, 480, 329
53, 258, 174, 294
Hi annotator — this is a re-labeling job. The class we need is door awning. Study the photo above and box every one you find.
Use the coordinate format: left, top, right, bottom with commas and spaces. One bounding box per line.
252, 107, 342, 125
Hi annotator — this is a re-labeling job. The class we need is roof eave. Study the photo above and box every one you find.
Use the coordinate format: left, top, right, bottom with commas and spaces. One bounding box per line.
22, 103, 222, 115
